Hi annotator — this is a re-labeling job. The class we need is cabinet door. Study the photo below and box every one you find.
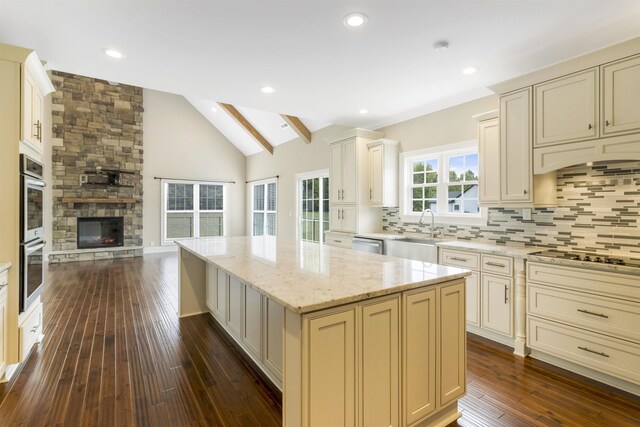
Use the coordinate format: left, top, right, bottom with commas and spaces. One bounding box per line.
0, 290, 7, 376
242, 285, 262, 359
602, 55, 640, 136
500, 88, 533, 202
342, 138, 357, 204
466, 271, 480, 327
329, 142, 344, 203
368, 145, 383, 206
341, 206, 357, 233
304, 308, 356, 427
263, 298, 284, 383
33, 86, 44, 146
227, 276, 243, 339
206, 264, 217, 313
439, 281, 466, 407
329, 207, 343, 232
360, 297, 399, 427
534, 68, 598, 146
22, 67, 36, 145
402, 288, 437, 424
481, 273, 512, 337
478, 118, 500, 204
213, 269, 228, 323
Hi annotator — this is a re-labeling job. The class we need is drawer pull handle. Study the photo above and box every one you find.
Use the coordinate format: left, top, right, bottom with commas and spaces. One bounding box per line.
334, 240, 342, 243
30, 324, 40, 333
504, 285, 509, 304
486, 261, 506, 268
578, 346, 609, 358
450, 257, 468, 262
577, 309, 608, 318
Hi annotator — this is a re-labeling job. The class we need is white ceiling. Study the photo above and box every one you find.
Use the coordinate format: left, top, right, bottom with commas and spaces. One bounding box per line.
1, 1, 640, 153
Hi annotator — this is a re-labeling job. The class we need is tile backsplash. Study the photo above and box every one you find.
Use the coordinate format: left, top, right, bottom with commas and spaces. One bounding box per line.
383, 161, 640, 257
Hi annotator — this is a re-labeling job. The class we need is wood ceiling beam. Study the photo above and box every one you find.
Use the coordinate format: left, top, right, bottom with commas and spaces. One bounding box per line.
280, 114, 311, 144
218, 103, 273, 154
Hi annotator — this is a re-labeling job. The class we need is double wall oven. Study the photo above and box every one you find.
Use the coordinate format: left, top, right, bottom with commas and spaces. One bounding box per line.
20, 154, 45, 312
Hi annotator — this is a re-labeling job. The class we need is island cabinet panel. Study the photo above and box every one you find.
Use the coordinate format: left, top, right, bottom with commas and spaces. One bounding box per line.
227, 276, 243, 338
242, 285, 263, 359
206, 265, 217, 313
263, 298, 284, 382
303, 308, 356, 427
439, 282, 466, 406
212, 269, 228, 323
359, 296, 399, 427
402, 288, 437, 425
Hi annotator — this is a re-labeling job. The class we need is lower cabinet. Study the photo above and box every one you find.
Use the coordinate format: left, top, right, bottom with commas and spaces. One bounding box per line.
465, 271, 480, 327
206, 266, 227, 323
227, 276, 243, 338
242, 284, 263, 359
481, 274, 512, 336
263, 297, 284, 382
302, 281, 466, 427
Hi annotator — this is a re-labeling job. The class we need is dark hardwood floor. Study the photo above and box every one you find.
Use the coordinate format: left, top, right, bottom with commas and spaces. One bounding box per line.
0, 254, 638, 426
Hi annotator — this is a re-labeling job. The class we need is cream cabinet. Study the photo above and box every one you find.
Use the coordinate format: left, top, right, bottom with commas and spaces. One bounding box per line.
367, 139, 399, 207
527, 262, 640, 387
0, 268, 8, 380
329, 138, 357, 204
242, 284, 263, 360
481, 274, 512, 336
534, 68, 598, 146
304, 307, 357, 427
227, 276, 242, 338
601, 54, 640, 136
263, 297, 284, 383
324, 231, 355, 249
439, 281, 466, 406
19, 301, 42, 361
465, 271, 480, 326
360, 296, 399, 427
22, 66, 45, 150
330, 206, 357, 233
476, 116, 500, 205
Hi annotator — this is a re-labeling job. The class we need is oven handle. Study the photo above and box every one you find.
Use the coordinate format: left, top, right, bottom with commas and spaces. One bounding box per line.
26, 179, 46, 188
25, 241, 46, 255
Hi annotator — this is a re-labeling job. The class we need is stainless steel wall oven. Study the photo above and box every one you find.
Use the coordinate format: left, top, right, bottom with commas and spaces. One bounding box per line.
20, 154, 46, 312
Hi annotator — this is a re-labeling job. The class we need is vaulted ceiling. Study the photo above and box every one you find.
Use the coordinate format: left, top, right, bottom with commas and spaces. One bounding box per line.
1, 1, 639, 155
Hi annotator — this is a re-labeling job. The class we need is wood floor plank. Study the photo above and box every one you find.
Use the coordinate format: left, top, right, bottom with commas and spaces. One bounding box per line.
0, 254, 638, 427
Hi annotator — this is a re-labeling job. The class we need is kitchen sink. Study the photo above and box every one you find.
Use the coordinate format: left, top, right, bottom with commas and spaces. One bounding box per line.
384, 237, 439, 264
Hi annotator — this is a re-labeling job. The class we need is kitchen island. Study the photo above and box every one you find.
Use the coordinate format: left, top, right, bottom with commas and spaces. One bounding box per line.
177, 236, 471, 427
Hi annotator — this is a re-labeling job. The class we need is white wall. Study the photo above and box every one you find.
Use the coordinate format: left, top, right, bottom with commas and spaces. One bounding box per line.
143, 89, 246, 248
245, 125, 350, 240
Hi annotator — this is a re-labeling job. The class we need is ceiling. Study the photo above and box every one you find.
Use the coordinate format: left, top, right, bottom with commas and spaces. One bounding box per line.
1, 1, 640, 154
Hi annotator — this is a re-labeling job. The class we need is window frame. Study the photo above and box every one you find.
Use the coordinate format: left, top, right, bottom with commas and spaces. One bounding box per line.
295, 169, 330, 244
399, 140, 487, 226
251, 178, 277, 236
160, 179, 227, 246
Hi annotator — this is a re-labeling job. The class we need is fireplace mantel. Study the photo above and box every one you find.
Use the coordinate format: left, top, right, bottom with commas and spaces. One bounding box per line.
61, 197, 139, 205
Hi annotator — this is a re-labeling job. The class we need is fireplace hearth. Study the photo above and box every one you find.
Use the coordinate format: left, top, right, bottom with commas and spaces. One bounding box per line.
77, 217, 124, 249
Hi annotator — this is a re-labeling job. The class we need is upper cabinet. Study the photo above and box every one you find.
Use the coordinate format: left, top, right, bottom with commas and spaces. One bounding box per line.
329, 137, 357, 205
534, 68, 599, 146
501, 88, 533, 202
474, 112, 500, 206
22, 64, 46, 151
601, 55, 640, 137
366, 139, 398, 208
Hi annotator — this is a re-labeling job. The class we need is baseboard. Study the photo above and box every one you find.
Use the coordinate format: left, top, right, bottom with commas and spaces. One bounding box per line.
467, 324, 515, 349
143, 245, 178, 254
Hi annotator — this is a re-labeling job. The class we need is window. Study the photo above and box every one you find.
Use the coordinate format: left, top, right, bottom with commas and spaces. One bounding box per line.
297, 171, 329, 243
252, 180, 277, 236
401, 141, 484, 225
162, 180, 225, 245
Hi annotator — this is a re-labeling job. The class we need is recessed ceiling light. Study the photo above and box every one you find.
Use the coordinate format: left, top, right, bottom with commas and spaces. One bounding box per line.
359, 109, 368, 114
211, 107, 217, 112
103, 48, 124, 59
433, 41, 449, 54
462, 67, 477, 75
344, 12, 368, 28
261, 86, 275, 94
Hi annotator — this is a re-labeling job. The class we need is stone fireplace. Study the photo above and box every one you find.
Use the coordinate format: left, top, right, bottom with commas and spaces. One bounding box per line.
49, 71, 144, 263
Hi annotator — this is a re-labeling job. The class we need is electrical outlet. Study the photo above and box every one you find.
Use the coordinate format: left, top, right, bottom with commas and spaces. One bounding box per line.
80, 174, 88, 184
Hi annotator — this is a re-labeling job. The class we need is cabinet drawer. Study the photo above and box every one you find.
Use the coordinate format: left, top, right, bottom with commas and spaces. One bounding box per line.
20, 302, 42, 361
527, 262, 640, 301
440, 249, 479, 270
481, 254, 512, 276
528, 317, 640, 384
528, 284, 640, 343
325, 235, 353, 249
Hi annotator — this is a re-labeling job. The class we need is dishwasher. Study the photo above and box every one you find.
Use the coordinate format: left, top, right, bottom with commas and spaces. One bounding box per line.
351, 236, 384, 254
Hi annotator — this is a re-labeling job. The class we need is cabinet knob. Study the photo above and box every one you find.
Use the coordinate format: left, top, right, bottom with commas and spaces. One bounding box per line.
605, 120, 611, 126
588, 123, 593, 130
523, 189, 528, 195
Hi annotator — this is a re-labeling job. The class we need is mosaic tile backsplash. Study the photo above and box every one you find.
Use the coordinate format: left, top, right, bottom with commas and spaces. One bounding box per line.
383, 161, 640, 257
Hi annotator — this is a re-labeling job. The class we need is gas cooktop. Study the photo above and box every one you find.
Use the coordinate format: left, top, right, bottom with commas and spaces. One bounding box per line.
529, 250, 640, 269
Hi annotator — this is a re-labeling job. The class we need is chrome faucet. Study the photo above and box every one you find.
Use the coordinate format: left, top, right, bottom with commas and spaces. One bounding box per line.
419, 208, 437, 237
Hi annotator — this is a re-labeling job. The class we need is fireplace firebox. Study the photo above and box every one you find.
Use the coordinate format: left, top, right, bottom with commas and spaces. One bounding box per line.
77, 217, 124, 249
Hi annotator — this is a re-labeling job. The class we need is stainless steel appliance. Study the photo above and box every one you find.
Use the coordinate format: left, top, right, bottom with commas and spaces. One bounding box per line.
352, 236, 384, 254
20, 154, 45, 312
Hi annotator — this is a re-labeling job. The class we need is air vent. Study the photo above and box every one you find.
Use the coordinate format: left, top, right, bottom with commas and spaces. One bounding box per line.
280, 122, 289, 129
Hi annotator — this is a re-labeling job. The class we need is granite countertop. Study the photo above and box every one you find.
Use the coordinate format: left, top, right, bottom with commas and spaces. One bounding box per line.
0, 262, 11, 274
526, 254, 640, 276
176, 236, 470, 314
